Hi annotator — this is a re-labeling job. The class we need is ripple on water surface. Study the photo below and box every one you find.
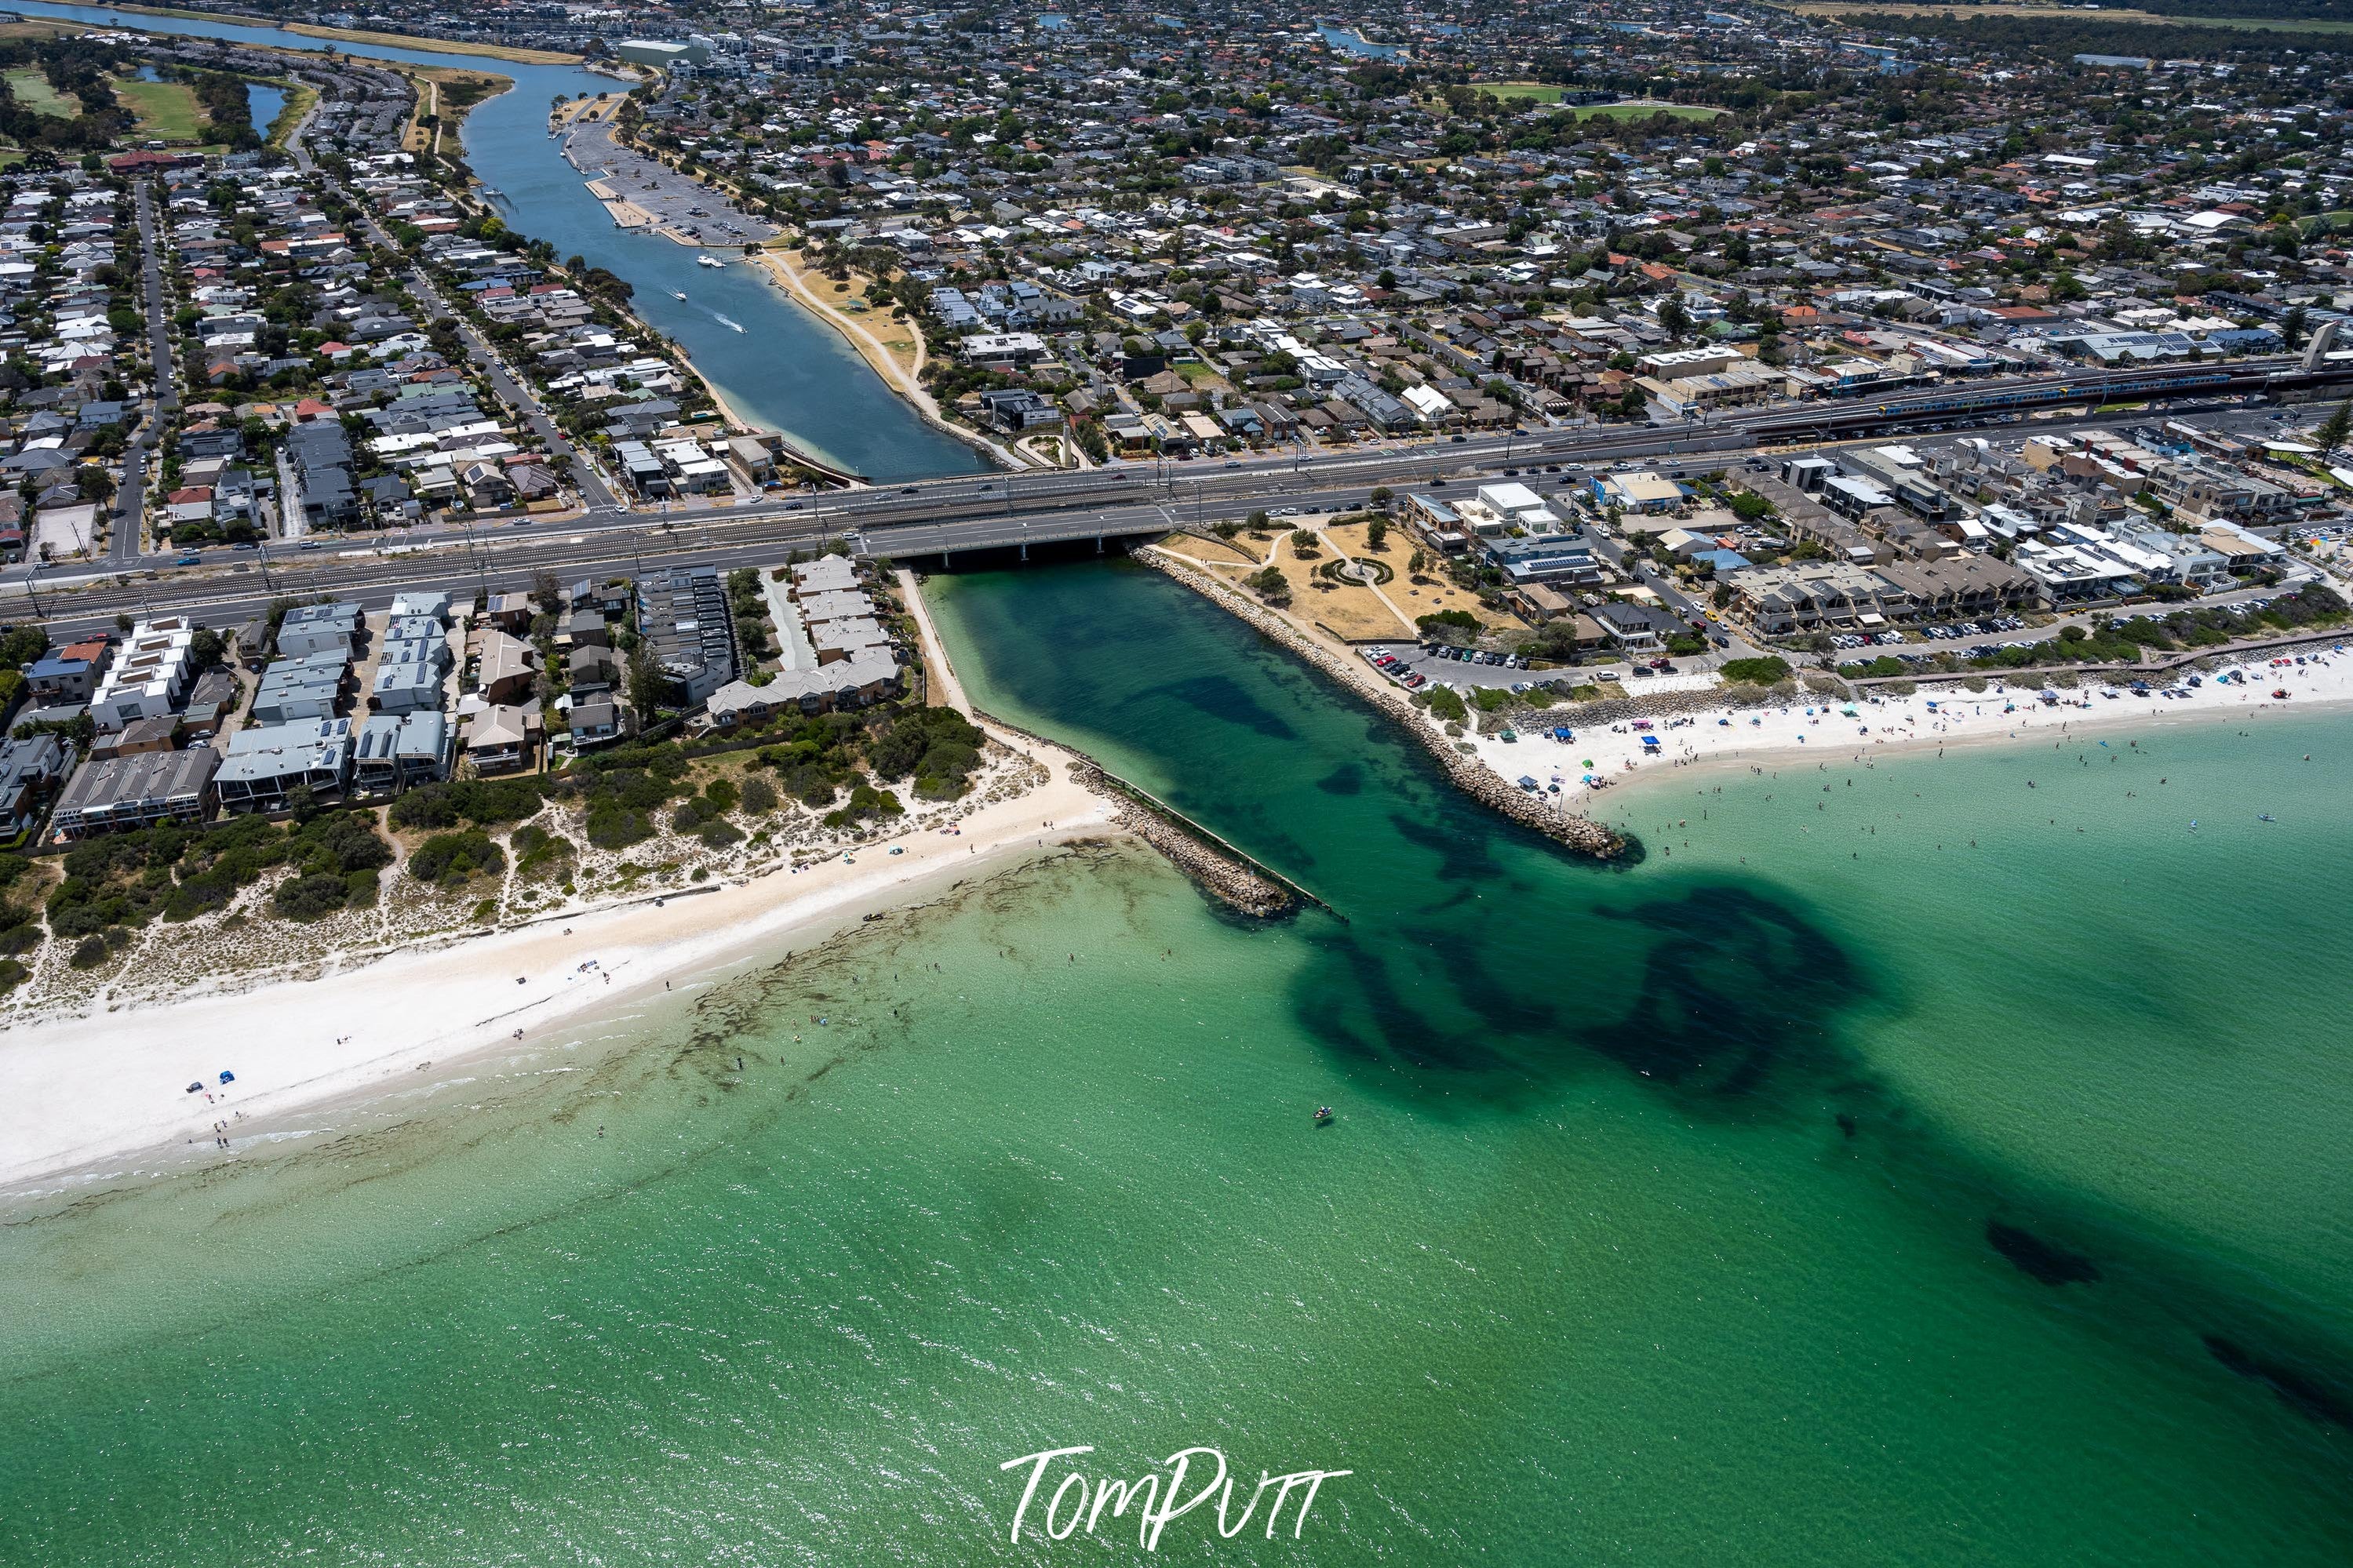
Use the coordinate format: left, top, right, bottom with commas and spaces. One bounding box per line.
0, 563, 2349, 1564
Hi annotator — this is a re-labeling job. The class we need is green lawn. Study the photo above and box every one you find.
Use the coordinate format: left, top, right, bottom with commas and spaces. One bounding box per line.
2, 68, 77, 119
114, 78, 205, 142
1570, 100, 1726, 122
1471, 86, 1726, 121
1475, 81, 1570, 104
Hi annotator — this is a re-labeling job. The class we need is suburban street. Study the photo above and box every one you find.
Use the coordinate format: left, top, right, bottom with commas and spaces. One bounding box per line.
285, 109, 624, 514
402, 263, 622, 511
110, 179, 178, 566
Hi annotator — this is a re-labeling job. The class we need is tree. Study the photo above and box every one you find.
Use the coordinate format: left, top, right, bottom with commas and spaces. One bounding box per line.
2316, 397, 2352, 460
625, 643, 662, 715
188, 628, 225, 674
2282, 306, 2309, 350
1366, 517, 1390, 551
1657, 297, 1692, 338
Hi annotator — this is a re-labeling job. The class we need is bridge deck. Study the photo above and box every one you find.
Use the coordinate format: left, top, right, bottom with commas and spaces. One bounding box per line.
865, 514, 1171, 555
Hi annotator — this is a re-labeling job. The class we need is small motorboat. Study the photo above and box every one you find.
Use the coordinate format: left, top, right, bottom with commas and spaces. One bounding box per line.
1313, 1106, 1334, 1126
697, 253, 724, 268
670, 289, 687, 300
2259, 814, 2277, 823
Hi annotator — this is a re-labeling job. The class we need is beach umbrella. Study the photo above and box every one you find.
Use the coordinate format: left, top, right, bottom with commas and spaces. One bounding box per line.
1582, 759, 1594, 769
219, 1071, 235, 1085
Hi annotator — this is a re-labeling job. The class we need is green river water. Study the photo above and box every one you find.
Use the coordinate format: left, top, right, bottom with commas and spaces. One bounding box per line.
0, 558, 2347, 1564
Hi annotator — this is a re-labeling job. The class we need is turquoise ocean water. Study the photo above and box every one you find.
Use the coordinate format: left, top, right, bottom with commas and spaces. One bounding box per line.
0, 558, 2347, 1563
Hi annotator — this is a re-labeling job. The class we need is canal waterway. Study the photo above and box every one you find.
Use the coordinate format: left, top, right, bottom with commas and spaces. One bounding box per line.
0, 558, 2348, 1565
25, 2, 985, 478
242, 78, 284, 134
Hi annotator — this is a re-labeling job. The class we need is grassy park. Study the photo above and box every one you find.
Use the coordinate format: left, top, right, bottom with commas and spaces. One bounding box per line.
1470, 85, 1728, 119
112, 77, 206, 142
2, 67, 76, 118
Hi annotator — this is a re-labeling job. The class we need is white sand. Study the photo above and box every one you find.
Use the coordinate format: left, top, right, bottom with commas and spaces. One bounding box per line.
0, 746, 1113, 1193
1460, 643, 2353, 809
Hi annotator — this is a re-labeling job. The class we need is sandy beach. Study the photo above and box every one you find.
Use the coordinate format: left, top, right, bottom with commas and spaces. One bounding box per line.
750, 248, 1020, 469
1463, 644, 2353, 809
0, 744, 1114, 1195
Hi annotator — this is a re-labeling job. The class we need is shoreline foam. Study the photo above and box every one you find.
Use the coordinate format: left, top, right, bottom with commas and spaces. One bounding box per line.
0, 746, 1115, 1195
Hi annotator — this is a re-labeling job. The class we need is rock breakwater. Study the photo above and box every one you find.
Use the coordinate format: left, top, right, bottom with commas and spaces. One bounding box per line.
1137, 546, 1633, 863
1098, 791, 1299, 919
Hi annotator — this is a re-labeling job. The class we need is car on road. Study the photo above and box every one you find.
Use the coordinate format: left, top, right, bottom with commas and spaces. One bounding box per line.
232, 541, 257, 551
176, 552, 202, 566
297, 540, 322, 551
1450, 435, 1467, 444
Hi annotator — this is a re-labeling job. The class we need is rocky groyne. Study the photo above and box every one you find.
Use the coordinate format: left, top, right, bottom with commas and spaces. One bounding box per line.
1100, 793, 1298, 919
1137, 547, 1633, 863
967, 704, 1306, 919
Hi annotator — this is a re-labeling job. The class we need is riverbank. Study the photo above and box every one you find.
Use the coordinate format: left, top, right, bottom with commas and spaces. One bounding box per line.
1521, 646, 2353, 809
0, 753, 1116, 1195
1135, 543, 1626, 857
751, 245, 1018, 470
398, 61, 511, 157
90, 3, 581, 62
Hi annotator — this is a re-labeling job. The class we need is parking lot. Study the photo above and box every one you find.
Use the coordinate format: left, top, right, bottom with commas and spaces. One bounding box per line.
569, 117, 780, 246
1364, 641, 1718, 697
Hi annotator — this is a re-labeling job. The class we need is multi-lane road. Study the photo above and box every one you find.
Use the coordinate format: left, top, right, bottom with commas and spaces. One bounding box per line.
9, 362, 2344, 642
